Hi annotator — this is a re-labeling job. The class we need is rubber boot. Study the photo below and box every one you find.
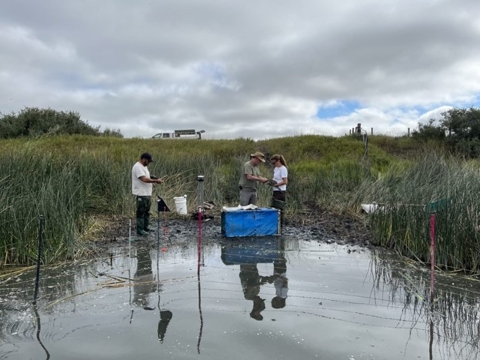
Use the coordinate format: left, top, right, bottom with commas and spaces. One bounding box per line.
144, 214, 152, 232
136, 218, 147, 236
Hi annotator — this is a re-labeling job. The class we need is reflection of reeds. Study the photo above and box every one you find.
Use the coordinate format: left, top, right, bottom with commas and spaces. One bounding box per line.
370, 251, 480, 360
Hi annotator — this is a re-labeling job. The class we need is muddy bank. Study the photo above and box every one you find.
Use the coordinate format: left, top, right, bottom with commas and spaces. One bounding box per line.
97, 207, 372, 249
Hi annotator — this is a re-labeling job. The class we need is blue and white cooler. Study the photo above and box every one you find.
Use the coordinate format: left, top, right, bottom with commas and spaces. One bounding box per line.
221, 207, 281, 238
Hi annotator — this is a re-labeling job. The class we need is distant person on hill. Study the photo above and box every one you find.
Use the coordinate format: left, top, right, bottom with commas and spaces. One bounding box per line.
268, 154, 288, 225
131, 152, 163, 236
238, 151, 268, 206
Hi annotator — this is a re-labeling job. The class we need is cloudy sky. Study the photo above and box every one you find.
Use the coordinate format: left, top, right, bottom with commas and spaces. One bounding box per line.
1, 0, 479, 139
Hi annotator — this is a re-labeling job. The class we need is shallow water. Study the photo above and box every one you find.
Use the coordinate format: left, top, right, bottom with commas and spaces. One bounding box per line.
1, 236, 480, 360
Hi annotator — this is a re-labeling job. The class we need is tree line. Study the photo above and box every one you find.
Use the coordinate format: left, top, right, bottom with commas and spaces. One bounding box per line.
412, 107, 480, 157
0, 107, 123, 139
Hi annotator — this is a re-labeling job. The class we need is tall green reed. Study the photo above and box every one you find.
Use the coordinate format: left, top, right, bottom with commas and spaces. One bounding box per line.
0, 149, 131, 266
0, 134, 405, 267
361, 153, 480, 272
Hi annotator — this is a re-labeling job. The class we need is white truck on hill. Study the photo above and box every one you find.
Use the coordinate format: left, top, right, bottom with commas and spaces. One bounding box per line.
152, 129, 205, 140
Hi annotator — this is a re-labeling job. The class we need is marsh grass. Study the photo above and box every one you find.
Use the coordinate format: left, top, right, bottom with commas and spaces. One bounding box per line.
361, 153, 480, 272
1, 134, 470, 269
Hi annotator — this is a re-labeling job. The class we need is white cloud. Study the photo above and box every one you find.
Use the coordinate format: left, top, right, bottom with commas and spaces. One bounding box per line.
0, 0, 479, 139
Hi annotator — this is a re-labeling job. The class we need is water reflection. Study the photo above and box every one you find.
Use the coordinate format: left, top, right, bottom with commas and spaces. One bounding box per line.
131, 243, 174, 342
371, 252, 480, 360
2, 238, 480, 359
132, 246, 155, 308
157, 309, 173, 343
222, 238, 289, 321
271, 253, 288, 309
239, 264, 266, 320
33, 305, 50, 360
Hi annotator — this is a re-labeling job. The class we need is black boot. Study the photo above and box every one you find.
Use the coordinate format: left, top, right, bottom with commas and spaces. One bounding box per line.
136, 218, 148, 236
144, 215, 154, 232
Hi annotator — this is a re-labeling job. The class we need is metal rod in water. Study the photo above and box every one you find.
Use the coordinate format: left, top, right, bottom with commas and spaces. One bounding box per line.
156, 212, 160, 308
430, 213, 436, 298
197, 263, 204, 353
33, 215, 44, 305
429, 213, 436, 360
129, 219, 132, 259
196, 175, 204, 352
157, 214, 160, 275
197, 175, 204, 269
33, 305, 51, 359
129, 219, 133, 324
197, 175, 204, 211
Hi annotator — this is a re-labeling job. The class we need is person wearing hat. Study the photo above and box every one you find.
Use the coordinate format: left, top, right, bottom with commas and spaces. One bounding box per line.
132, 152, 163, 236
238, 151, 269, 206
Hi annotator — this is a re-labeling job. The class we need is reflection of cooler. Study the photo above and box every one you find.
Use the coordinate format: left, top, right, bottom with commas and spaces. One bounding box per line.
221, 208, 280, 238
221, 238, 281, 265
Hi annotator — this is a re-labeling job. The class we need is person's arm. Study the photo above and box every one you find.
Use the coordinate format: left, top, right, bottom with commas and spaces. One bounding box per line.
139, 176, 163, 184
244, 162, 268, 183
272, 177, 288, 187
246, 174, 268, 183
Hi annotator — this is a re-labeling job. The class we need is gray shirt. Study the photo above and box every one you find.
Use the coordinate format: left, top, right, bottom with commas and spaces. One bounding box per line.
239, 160, 261, 191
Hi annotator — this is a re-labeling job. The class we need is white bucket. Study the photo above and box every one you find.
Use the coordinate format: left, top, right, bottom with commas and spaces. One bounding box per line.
174, 196, 188, 215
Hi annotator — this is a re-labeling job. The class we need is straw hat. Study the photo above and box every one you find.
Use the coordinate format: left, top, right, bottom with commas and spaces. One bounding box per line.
250, 151, 265, 162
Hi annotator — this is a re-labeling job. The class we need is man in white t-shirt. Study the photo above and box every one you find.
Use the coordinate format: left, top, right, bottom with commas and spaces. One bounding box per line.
132, 153, 163, 236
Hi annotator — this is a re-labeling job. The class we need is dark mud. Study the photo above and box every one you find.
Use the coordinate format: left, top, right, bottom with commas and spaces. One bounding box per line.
98, 208, 372, 250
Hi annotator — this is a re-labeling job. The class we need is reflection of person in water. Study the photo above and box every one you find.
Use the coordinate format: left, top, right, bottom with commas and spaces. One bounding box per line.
271, 254, 288, 309
133, 247, 156, 307
239, 264, 268, 321
158, 310, 173, 343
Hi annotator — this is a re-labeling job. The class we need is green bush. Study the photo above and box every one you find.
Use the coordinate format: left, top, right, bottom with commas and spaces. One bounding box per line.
0, 107, 123, 139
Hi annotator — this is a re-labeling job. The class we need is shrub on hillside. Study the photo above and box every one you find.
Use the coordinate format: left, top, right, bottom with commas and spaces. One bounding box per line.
412, 107, 480, 157
0, 107, 123, 138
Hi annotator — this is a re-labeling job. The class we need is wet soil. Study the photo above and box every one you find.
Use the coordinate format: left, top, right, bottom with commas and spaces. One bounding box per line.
97, 207, 372, 249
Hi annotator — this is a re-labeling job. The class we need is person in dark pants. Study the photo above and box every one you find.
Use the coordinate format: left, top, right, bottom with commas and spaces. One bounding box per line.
268, 154, 288, 227
131, 153, 163, 236
239, 264, 268, 321
158, 310, 173, 343
133, 246, 155, 307
271, 253, 288, 309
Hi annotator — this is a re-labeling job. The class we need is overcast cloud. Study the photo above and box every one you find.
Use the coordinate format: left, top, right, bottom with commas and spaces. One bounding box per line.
1, 0, 479, 139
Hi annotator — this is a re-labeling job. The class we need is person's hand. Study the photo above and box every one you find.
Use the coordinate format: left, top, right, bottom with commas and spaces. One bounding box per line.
156, 178, 163, 184
259, 276, 270, 285
259, 176, 268, 183
266, 179, 277, 186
